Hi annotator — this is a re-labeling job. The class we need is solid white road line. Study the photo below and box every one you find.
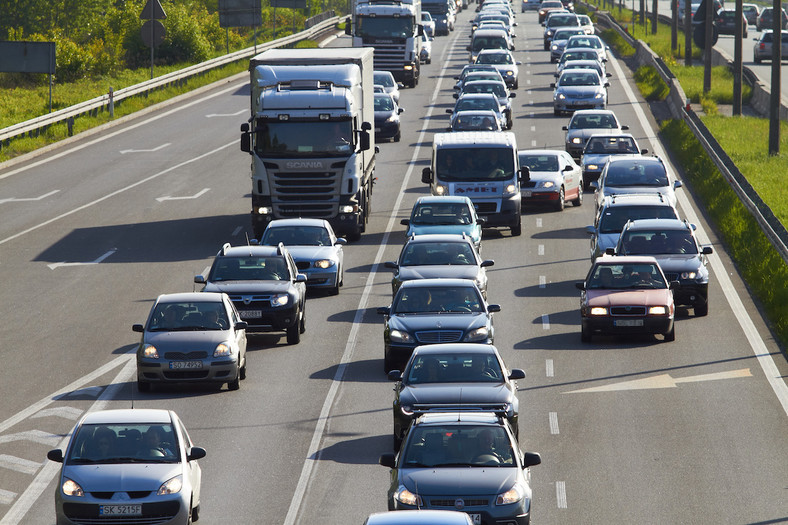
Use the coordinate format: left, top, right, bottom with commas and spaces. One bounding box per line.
549, 412, 560, 435
546, 359, 554, 377
556, 480, 567, 508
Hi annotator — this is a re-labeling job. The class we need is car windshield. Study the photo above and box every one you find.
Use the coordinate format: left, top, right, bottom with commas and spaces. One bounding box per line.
472, 37, 507, 51
411, 203, 473, 225
476, 52, 513, 64
455, 97, 499, 113
554, 29, 585, 39
253, 119, 353, 157
463, 82, 507, 97
568, 37, 602, 49
392, 286, 484, 313
587, 263, 667, 289
585, 136, 638, 154
560, 50, 598, 63
598, 206, 679, 233
548, 15, 578, 26
569, 113, 617, 129
559, 72, 600, 86
604, 162, 669, 187
261, 226, 331, 246
436, 147, 515, 182
67, 423, 179, 464
619, 230, 698, 255
563, 62, 601, 74
453, 113, 499, 130
401, 425, 515, 467
210, 256, 288, 282
148, 301, 229, 332
374, 73, 395, 88
406, 353, 504, 383
400, 242, 476, 265
519, 154, 559, 172
374, 96, 395, 111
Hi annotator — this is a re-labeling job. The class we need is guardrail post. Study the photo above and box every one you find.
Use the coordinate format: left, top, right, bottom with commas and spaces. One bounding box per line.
109, 87, 114, 118
67, 117, 74, 137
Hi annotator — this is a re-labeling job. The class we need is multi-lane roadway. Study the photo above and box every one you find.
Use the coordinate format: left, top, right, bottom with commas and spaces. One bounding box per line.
1, 4, 787, 524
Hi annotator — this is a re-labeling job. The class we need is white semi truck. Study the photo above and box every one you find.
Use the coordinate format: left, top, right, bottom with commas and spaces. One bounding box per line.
345, 0, 423, 87
240, 48, 376, 241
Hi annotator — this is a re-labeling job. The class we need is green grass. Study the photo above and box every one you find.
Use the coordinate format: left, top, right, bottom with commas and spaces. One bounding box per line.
634, 65, 670, 100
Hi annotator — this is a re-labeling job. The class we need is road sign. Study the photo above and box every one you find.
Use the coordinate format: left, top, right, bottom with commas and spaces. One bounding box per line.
140, 0, 167, 20
141, 20, 166, 48
271, 0, 308, 8
0, 42, 56, 74
693, 22, 718, 49
218, 0, 263, 28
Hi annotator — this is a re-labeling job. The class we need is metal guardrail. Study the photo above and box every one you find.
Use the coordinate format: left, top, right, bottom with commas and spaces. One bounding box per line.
593, 7, 788, 266
0, 15, 340, 151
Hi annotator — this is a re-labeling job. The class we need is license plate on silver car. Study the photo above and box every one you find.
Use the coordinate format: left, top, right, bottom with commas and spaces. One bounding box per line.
169, 361, 202, 369
100, 505, 142, 516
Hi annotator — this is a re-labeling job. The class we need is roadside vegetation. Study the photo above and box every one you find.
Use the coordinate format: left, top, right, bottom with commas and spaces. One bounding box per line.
582, 1, 788, 346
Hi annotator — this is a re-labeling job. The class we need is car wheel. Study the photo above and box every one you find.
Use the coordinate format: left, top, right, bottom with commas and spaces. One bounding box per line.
287, 321, 301, 344
299, 307, 306, 334
580, 325, 591, 343
664, 324, 676, 342
555, 187, 565, 211
384, 351, 393, 374
192, 503, 200, 522
511, 217, 522, 236
138, 381, 151, 393
695, 301, 709, 317
239, 360, 247, 380
554, 108, 561, 116
573, 185, 583, 206
329, 275, 340, 296
394, 130, 401, 142
513, 79, 518, 89
228, 366, 241, 390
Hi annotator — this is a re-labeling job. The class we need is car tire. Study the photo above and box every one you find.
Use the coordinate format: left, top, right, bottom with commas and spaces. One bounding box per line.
138, 381, 151, 393
239, 361, 247, 380
555, 187, 565, 211
664, 324, 676, 342
573, 185, 583, 206
384, 351, 393, 374
511, 217, 522, 236
287, 320, 301, 344
330, 276, 340, 296
300, 307, 306, 334
581, 325, 591, 343
192, 503, 200, 522
695, 301, 708, 317
394, 131, 401, 142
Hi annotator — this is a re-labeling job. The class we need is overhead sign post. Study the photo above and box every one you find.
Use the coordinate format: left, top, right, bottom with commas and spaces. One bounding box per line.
218, 0, 262, 53
140, 0, 167, 80
0, 41, 56, 112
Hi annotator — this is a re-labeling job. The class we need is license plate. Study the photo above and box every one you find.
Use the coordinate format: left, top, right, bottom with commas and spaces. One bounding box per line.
99, 505, 142, 516
375, 128, 381, 132
239, 310, 262, 319
169, 361, 203, 369
522, 190, 532, 197
614, 319, 644, 327
467, 514, 481, 524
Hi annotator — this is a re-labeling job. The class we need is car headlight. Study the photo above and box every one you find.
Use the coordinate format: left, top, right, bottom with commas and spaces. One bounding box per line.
62, 478, 84, 497
551, 44, 559, 51
589, 306, 608, 316
537, 181, 556, 189
586, 164, 599, 171
648, 306, 668, 315
213, 342, 232, 357
505, 70, 514, 76
571, 137, 582, 144
680, 271, 698, 279
401, 405, 414, 415
142, 344, 159, 359
594, 92, 605, 99
464, 326, 490, 342
386, 116, 398, 123
271, 294, 290, 307
157, 475, 183, 496
496, 484, 525, 505
390, 329, 414, 343
314, 259, 335, 269
556, 93, 566, 100
435, 184, 449, 196
504, 183, 518, 195
396, 487, 422, 506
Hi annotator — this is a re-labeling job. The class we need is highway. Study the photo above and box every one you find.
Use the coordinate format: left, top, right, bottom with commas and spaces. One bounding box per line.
0, 5, 787, 524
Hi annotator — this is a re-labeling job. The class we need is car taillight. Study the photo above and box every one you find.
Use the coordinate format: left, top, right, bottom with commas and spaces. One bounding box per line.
760, 43, 766, 49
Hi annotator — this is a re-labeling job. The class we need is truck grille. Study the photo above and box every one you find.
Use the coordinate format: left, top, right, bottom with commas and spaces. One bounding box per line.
271, 170, 340, 218
362, 41, 407, 66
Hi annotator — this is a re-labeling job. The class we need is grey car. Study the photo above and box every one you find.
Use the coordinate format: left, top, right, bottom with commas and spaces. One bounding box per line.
374, 70, 402, 104
551, 68, 609, 116
365, 510, 474, 524
447, 93, 508, 130
259, 218, 346, 295
380, 412, 541, 524
455, 79, 515, 129
47, 409, 205, 525
753, 30, 788, 63
549, 27, 587, 62
473, 49, 521, 89
580, 133, 646, 188
563, 109, 628, 157
133, 292, 248, 392
592, 155, 683, 213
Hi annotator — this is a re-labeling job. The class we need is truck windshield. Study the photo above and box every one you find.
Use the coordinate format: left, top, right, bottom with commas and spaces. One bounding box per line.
436, 147, 514, 182
357, 16, 414, 39
254, 120, 354, 157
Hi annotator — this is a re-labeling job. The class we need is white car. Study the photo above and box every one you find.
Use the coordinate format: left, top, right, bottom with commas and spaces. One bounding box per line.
420, 33, 433, 64
592, 155, 683, 214
48, 409, 205, 525
373, 70, 401, 104
421, 11, 436, 37
518, 149, 583, 211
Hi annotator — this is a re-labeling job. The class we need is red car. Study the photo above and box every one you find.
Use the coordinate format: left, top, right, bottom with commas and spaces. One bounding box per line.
575, 255, 676, 342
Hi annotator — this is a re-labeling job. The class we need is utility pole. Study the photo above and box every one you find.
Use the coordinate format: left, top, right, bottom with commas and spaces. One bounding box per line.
768, 0, 781, 154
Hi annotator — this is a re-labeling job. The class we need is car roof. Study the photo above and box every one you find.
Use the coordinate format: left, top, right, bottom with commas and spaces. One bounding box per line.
415, 411, 503, 425
80, 409, 173, 425
414, 195, 474, 204
571, 109, 616, 117
405, 233, 475, 244
472, 28, 510, 37
413, 343, 497, 355
399, 278, 480, 288
365, 510, 474, 525
594, 254, 660, 265
606, 155, 663, 166
266, 218, 329, 228
601, 193, 670, 207
623, 218, 690, 231
156, 292, 224, 304
221, 244, 283, 257
518, 149, 562, 157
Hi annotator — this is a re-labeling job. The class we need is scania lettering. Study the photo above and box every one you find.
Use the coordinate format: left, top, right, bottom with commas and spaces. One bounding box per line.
240, 48, 375, 241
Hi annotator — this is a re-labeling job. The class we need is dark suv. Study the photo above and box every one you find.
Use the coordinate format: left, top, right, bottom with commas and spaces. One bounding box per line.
611, 218, 713, 316
195, 243, 307, 343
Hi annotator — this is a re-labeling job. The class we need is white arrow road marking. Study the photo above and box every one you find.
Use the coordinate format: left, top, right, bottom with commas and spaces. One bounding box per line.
565, 368, 753, 394
0, 489, 15, 506
65, 386, 103, 399
47, 249, 116, 270
31, 407, 83, 421
0, 455, 41, 475
0, 430, 62, 447
156, 188, 210, 202
0, 190, 59, 205
119, 143, 170, 154
205, 109, 246, 118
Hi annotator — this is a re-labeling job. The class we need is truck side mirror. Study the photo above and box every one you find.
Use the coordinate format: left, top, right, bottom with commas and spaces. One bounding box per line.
359, 130, 371, 151
421, 167, 433, 184
344, 18, 352, 35
240, 123, 251, 153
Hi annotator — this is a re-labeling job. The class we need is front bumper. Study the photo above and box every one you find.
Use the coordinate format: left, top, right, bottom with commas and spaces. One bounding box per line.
474, 194, 521, 228
376, 119, 401, 140
670, 282, 709, 308
555, 99, 605, 114
521, 187, 561, 204
391, 499, 530, 525
298, 267, 339, 289
57, 497, 188, 525
234, 303, 300, 332
137, 356, 240, 384
582, 315, 674, 336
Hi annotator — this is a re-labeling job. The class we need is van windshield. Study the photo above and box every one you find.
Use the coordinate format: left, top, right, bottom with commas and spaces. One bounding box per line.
436, 147, 515, 182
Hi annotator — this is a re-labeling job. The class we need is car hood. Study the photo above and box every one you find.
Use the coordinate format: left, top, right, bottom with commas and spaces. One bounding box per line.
400, 383, 512, 405
63, 463, 182, 492
203, 280, 293, 293
526, 170, 561, 184
388, 313, 490, 332
648, 254, 704, 273
397, 266, 481, 281
583, 152, 641, 166
375, 110, 397, 120
284, 245, 338, 261
144, 330, 229, 348
586, 289, 672, 306
401, 467, 517, 495
557, 86, 603, 96
595, 232, 620, 252
408, 224, 481, 241
568, 128, 619, 140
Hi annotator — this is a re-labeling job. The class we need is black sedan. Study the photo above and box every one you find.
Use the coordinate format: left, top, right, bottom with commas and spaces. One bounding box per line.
388, 343, 525, 450
377, 279, 500, 373
374, 93, 404, 142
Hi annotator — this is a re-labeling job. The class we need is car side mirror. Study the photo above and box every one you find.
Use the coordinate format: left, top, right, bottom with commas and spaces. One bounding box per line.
422, 167, 433, 184
562, 126, 568, 131
509, 368, 526, 380
477, 216, 487, 225
585, 225, 595, 235
379, 453, 396, 468
235, 321, 248, 331
335, 238, 347, 245
605, 247, 615, 255
674, 180, 683, 189
398, 108, 405, 114
466, 45, 472, 51
606, 72, 612, 77
621, 125, 629, 130
384, 261, 398, 269
523, 451, 542, 468
400, 218, 410, 226
194, 275, 206, 284
387, 370, 402, 381
487, 304, 501, 313
702, 246, 713, 255
47, 449, 64, 463
481, 259, 495, 267
640, 149, 648, 154
590, 181, 599, 189
377, 306, 391, 315
187, 447, 207, 461
669, 280, 680, 290
509, 92, 516, 98
446, 109, 454, 114
296, 274, 308, 283
132, 324, 144, 333
575, 281, 585, 291
604, 82, 610, 88
453, 93, 459, 99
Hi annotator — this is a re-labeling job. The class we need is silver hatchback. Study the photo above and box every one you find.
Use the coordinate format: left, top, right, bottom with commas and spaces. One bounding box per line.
753, 30, 788, 63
